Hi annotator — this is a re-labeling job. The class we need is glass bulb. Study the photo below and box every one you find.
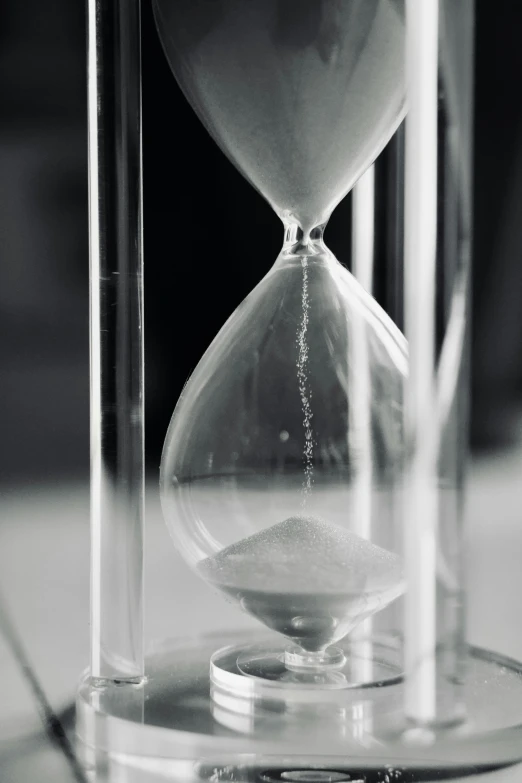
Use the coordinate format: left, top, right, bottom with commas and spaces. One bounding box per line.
160, 227, 406, 664
154, 0, 405, 232
155, 0, 407, 681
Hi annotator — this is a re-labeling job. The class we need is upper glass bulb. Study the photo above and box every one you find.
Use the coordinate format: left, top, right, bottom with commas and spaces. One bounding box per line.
154, 0, 405, 233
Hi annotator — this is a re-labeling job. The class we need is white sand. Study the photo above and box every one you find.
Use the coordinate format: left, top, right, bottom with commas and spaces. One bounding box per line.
198, 514, 404, 595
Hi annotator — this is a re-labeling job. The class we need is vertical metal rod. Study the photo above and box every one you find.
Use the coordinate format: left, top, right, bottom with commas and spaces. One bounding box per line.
88, 0, 144, 681
404, 0, 441, 724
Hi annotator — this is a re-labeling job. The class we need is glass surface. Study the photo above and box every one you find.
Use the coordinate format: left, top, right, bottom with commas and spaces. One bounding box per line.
75, 632, 522, 780
156, 0, 407, 681
402, 0, 474, 726
88, 0, 144, 681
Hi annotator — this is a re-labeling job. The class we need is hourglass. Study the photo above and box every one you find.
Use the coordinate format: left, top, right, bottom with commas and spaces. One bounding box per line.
157, 0, 407, 693
77, 0, 522, 779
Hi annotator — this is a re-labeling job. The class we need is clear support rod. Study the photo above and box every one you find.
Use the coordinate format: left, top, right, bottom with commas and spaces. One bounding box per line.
351, 165, 375, 541
349, 166, 375, 685
404, 0, 444, 725
88, 0, 144, 681
404, 0, 468, 726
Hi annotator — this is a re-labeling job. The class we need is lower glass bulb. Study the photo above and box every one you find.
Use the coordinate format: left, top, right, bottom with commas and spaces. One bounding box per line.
160, 228, 406, 669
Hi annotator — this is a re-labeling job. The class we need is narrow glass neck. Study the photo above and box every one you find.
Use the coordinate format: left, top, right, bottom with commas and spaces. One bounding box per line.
282, 221, 327, 256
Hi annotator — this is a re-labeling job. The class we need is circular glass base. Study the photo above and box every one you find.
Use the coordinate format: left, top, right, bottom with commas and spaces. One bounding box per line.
214, 635, 403, 713
238, 638, 400, 683
76, 631, 522, 782
283, 645, 347, 671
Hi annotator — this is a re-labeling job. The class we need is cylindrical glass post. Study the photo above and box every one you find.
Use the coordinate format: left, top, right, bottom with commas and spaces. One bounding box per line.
403, 0, 474, 726
349, 166, 376, 685
87, 0, 145, 681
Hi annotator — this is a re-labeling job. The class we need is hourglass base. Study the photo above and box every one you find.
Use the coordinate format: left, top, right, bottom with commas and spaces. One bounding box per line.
213, 634, 403, 709
76, 630, 522, 782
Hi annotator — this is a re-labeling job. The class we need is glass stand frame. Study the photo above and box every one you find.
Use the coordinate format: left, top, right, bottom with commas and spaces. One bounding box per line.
78, 0, 522, 779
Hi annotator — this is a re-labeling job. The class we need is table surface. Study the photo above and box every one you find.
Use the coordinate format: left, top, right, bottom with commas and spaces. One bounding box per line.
2, 449, 522, 782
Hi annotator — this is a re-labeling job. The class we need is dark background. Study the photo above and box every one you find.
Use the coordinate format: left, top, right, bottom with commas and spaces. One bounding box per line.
1, 0, 522, 485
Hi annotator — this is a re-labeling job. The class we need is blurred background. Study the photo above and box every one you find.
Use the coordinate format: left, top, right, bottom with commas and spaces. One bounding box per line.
2, 0, 522, 488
